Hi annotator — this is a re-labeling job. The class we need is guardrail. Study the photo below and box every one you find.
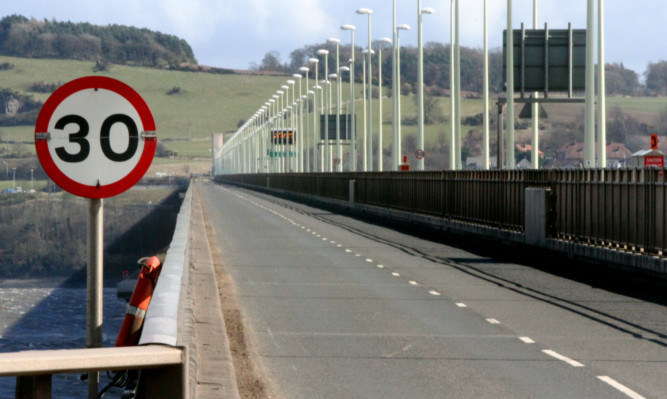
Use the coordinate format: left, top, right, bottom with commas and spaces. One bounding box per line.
0, 185, 193, 399
217, 169, 667, 261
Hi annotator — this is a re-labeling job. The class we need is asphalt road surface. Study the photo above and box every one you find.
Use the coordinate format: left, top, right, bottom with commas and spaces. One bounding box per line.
199, 181, 666, 399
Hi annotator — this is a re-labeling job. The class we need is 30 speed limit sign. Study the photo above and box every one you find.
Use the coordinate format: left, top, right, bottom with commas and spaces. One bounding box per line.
35, 76, 156, 198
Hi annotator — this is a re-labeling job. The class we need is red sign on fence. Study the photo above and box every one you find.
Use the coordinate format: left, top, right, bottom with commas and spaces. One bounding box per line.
644, 155, 664, 168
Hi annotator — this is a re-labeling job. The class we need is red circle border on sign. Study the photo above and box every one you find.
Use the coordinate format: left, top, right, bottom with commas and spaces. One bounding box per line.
35, 76, 156, 198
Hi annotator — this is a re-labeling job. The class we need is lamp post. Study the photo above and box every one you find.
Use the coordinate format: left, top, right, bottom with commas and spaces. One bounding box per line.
396, 24, 411, 169
417, 6, 435, 171
317, 49, 329, 172
299, 66, 311, 172
357, 8, 373, 170
449, 0, 456, 170
277, 89, 285, 173
292, 73, 304, 172
341, 24, 356, 171
309, 57, 320, 171
286, 81, 296, 172
269, 97, 277, 172
30, 168, 34, 192
12, 167, 16, 190
328, 37, 342, 172
340, 65, 351, 163
309, 88, 319, 171
483, 0, 490, 170
329, 72, 340, 171
281, 84, 291, 172
377, 38, 392, 172
392, 0, 398, 170
361, 49, 374, 171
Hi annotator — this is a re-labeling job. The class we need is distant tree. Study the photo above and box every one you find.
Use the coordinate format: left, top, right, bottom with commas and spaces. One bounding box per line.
645, 60, 667, 96
258, 51, 285, 72
604, 63, 640, 95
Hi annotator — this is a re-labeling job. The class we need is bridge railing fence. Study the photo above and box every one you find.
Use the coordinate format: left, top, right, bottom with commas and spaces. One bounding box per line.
217, 168, 667, 257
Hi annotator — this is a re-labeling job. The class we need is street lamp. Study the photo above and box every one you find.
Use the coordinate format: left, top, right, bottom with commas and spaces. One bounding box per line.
299, 66, 311, 172
377, 38, 392, 172
317, 49, 329, 172
341, 24, 356, 171
12, 167, 16, 191
328, 37, 343, 172
417, 6, 435, 171
287, 80, 297, 172
356, 8, 373, 170
309, 58, 320, 171
340, 65, 351, 157
292, 73, 304, 172
329, 72, 339, 171
395, 24, 411, 170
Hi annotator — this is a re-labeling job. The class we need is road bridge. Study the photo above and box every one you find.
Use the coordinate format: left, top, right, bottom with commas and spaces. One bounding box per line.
2, 179, 665, 398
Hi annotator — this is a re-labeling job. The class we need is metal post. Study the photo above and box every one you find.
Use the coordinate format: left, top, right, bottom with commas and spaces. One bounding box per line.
454, 0, 462, 170
450, 0, 455, 170
584, 0, 595, 168
392, 0, 398, 171
598, 0, 607, 168
506, 0, 515, 169
531, 0, 540, 169
483, 0, 490, 170
367, 13, 373, 171
87, 198, 103, 399
417, 0, 424, 171
362, 55, 368, 171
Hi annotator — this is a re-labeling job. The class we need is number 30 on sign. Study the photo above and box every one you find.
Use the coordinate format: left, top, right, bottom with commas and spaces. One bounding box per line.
35, 76, 157, 198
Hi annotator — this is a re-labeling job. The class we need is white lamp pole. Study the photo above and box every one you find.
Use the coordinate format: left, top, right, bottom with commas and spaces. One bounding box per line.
449, 0, 456, 170
483, 0, 490, 170
396, 24, 411, 168
454, 0, 462, 170
392, 0, 398, 170
357, 8, 373, 170
292, 73, 303, 172
309, 58, 320, 171
340, 65, 351, 168
341, 24, 356, 171
317, 49, 329, 172
378, 38, 392, 172
286, 81, 296, 172
361, 51, 368, 171
584, 0, 595, 168
598, 0, 606, 168
531, 0, 539, 169
299, 66, 311, 172
417, 6, 435, 171
328, 38, 342, 172
506, 0, 515, 169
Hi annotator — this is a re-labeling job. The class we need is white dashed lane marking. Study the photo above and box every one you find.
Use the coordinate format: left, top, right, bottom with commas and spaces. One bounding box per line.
597, 376, 646, 399
542, 350, 585, 367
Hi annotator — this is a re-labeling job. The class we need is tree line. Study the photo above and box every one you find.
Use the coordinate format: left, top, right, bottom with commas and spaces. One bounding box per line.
254, 42, 667, 97
0, 14, 197, 68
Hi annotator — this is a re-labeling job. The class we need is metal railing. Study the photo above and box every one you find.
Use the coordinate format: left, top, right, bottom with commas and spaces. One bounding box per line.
217, 169, 667, 257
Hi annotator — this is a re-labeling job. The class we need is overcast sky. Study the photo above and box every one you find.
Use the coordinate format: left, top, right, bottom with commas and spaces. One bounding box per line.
2, 1, 665, 76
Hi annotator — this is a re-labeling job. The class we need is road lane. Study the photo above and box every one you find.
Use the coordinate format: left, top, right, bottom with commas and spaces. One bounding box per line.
199, 182, 665, 399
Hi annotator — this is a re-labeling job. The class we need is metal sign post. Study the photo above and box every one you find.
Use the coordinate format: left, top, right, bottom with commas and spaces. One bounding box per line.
87, 198, 103, 398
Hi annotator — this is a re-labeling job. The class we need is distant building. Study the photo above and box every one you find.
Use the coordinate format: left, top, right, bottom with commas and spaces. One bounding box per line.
465, 155, 497, 169
556, 141, 632, 168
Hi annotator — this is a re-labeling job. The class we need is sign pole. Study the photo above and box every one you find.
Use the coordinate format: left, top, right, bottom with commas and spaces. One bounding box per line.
87, 198, 104, 398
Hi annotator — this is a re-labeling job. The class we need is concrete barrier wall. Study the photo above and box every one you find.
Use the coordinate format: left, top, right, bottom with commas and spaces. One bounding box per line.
139, 184, 193, 346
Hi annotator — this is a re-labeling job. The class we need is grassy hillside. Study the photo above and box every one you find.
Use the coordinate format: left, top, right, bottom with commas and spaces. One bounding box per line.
0, 55, 288, 159
1, 55, 667, 170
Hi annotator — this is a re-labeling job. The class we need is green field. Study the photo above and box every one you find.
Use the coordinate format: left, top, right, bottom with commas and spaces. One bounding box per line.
2, 55, 667, 169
